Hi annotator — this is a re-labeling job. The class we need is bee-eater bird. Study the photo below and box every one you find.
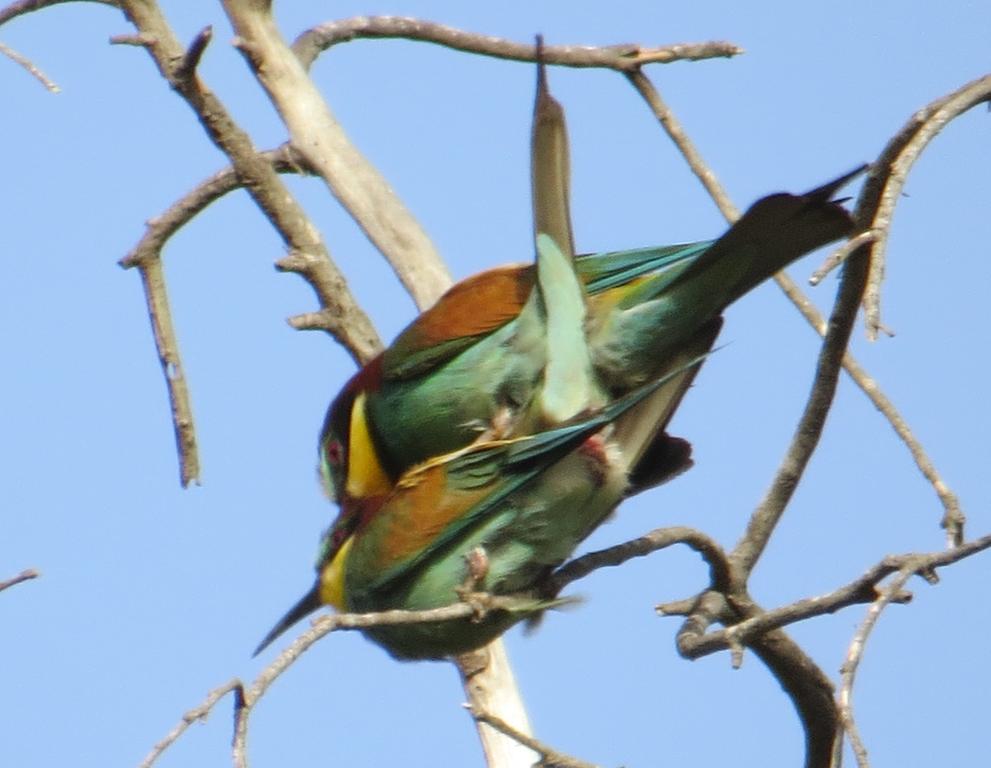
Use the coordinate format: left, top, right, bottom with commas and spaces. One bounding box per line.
255, 344, 714, 660
255, 52, 864, 659
318, 169, 865, 506
315, 54, 864, 508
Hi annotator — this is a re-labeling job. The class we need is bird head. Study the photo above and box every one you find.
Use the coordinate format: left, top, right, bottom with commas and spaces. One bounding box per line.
318, 354, 392, 505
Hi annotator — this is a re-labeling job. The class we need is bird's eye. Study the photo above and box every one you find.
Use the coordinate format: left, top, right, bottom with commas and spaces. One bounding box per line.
319, 439, 345, 502
325, 439, 343, 464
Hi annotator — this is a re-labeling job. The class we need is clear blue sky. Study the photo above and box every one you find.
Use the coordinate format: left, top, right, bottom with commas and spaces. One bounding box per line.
3, 2, 989, 766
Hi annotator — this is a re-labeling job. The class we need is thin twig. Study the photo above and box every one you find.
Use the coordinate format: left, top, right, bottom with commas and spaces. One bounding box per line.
0, 0, 116, 27
137, 259, 199, 486
224, 594, 554, 768
467, 707, 599, 768
119, 145, 308, 270
137, 679, 242, 768
861, 73, 991, 343
293, 16, 741, 72
625, 69, 740, 220
732, 230, 872, 573
121, 146, 308, 488
809, 230, 878, 285
0, 568, 40, 593
140, 595, 544, 766
837, 565, 916, 768
774, 271, 963, 541
0, 40, 59, 91
546, 525, 731, 596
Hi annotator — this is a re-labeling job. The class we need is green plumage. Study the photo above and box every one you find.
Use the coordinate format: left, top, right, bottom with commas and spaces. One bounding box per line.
256, 51, 865, 662
342, 354, 710, 659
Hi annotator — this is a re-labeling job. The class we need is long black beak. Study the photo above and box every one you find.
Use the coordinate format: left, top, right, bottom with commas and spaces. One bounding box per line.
253, 582, 323, 657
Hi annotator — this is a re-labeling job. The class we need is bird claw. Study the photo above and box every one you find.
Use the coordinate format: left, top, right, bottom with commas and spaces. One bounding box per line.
455, 588, 495, 623
456, 547, 492, 622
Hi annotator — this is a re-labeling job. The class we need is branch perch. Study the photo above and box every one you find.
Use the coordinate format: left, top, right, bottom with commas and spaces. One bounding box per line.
293, 16, 741, 71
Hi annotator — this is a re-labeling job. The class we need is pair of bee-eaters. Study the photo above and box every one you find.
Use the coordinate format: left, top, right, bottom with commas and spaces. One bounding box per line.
255, 57, 864, 661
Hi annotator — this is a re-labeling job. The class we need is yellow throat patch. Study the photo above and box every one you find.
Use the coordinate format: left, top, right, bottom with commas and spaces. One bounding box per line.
319, 535, 353, 610
345, 392, 392, 499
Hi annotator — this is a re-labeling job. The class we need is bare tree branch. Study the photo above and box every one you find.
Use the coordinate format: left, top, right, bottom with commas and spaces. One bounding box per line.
859, 73, 991, 343
625, 67, 964, 541
136, 258, 200, 486
750, 626, 841, 767
110, 0, 383, 484
119, 145, 308, 271
0, 568, 39, 593
546, 525, 731, 596
732, 230, 871, 573
293, 15, 742, 72
674, 534, 991, 659
457, 643, 539, 768
117, 0, 381, 358
222, 0, 451, 312
625, 64, 856, 767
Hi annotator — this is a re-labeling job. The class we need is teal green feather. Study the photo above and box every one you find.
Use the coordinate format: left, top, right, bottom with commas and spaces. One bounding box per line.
344, 353, 709, 659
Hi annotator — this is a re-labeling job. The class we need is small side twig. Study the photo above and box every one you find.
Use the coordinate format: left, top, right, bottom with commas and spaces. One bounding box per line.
466, 706, 599, 768
860, 73, 991, 342
838, 565, 917, 768
172, 24, 212, 85
137, 679, 242, 768
809, 230, 878, 285
0, 568, 39, 593
0, 40, 59, 91
119, 145, 310, 270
